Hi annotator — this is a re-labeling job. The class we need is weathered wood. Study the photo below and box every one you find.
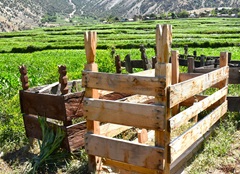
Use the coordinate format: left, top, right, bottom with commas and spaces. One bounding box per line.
104, 159, 160, 174
171, 51, 180, 116
194, 67, 240, 84
19, 65, 29, 90
64, 92, 85, 121
187, 57, 195, 73
115, 55, 122, 74
20, 91, 66, 121
82, 71, 166, 96
138, 129, 148, 144
125, 54, 133, 73
100, 123, 132, 137
37, 82, 59, 93
155, 24, 172, 174
140, 45, 150, 70
170, 86, 228, 130
84, 98, 165, 130
84, 31, 97, 64
83, 31, 101, 172
22, 114, 85, 151
170, 125, 213, 174
66, 122, 87, 151
131, 69, 155, 77
58, 65, 68, 95
170, 101, 228, 162
168, 66, 229, 108
85, 133, 164, 170
179, 73, 203, 82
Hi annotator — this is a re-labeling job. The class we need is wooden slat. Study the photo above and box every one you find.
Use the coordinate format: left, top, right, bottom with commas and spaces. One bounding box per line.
170, 125, 213, 174
179, 73, 203, 82
84, 98, 165, 130
64, 92, 84, 121
168, 66, 229, 108
20, 91, 66, 121
100, 123, 132, 137
66, 122, 87, 151
85, 133, 164, 170
104, 159, 160, 174
170, 101, 228, 162
82, 71, 166, 96
170, 86, 228, 130
131, 69, 155, 77
194, 67, 240, 84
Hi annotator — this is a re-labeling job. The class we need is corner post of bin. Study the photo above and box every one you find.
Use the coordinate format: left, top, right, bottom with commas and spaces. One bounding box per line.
171, 50, 180, 116
19, 65, 29, 113
155, 24, 172, 173
83, 31, 101, 172
58, 65, 69, 95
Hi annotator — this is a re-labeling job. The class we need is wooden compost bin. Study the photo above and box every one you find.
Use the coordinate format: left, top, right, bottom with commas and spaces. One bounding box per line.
19, 65, 131, 152
82, 25, 229, 174
19, 65, 86, 152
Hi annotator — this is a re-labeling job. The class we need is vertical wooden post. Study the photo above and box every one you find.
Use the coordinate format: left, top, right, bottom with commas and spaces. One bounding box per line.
187, 57, 195, 73
84, 31, 101, 172
19, 65, 29, 90
125, 54, 133, 73
193, 50, 197, 59
219, 52, 228, 101
58, 65, 68, 95
200, 55, 205, 67
140, 45, 149, 70
184, 45, 188, 59
155, 24, 172, 174
171, 51, 179, 116
115, 55, 122, 74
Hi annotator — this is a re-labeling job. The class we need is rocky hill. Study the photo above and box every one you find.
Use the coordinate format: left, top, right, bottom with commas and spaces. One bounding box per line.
0, 0, 239, 32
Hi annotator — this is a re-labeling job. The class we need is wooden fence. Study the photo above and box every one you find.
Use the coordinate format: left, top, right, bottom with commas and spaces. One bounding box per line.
187, 57, 240, 112
82, 25, 229, 174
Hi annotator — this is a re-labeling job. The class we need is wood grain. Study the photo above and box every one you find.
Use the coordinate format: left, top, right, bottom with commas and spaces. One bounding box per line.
85, 133, 164, 170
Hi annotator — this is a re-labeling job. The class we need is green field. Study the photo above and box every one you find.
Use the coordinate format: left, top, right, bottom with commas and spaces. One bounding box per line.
0, 17, 240, 173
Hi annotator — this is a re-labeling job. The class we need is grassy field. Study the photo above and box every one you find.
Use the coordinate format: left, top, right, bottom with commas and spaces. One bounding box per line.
0, 17, 240, 173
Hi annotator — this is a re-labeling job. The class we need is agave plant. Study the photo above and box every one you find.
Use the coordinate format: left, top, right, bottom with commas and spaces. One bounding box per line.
28, 116, 69, 174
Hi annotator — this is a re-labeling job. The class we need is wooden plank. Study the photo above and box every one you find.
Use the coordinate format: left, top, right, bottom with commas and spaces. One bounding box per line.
37, 82, 59, 93
131, 69, 155, 77
194, 67, 240, 84
82, 71, 166, 96
170, 125, 213, 174
64, 92, 84, 121
84, 98, 165, 130
104, 159, 160, 174
170, 101, 228, 162
170, 86, 228, 130
171, 51, 180, 116
168, 66, 229, 108
67, 122, 87, 151
85, 133, 164, 170
131, 60, 145, 68
20, 91, 66, 121
100, 123, 132, 137
179, 73, 203, 82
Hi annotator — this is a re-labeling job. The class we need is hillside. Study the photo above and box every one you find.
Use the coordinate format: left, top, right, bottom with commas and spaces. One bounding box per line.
0, 0, 239, 32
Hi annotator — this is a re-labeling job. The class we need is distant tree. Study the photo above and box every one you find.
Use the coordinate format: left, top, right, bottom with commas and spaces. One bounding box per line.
177, 10, 189, 18
171, 12, 177, 19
